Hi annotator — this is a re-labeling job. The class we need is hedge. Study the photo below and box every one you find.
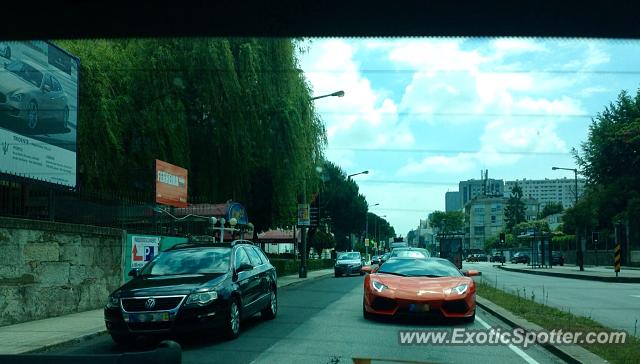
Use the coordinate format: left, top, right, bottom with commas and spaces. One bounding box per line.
268, 258, 334, 277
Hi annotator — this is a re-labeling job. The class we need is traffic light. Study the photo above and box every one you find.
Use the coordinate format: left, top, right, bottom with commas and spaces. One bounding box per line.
499, 232, 506, 246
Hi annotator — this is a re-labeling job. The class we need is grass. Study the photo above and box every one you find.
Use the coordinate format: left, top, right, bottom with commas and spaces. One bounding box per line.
477, 281, 640, 364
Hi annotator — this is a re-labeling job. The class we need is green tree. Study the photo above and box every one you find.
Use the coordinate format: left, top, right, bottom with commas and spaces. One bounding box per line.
309, 230, 335, 258
56, 38, 327, 233
428, 211, 464, 234
316, 161, 368, 251
573, 88, 640, 244
539, 202, 563, 219
504, 183, 526, 232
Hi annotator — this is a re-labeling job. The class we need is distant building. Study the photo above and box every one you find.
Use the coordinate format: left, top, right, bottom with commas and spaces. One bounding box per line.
504, 178, 586, 209
464, 196, 540, 250
459, 178, 504, 207
445, 191, 462, 212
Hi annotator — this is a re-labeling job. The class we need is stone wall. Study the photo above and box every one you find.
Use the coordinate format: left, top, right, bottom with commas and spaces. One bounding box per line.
0, 217, 124, 326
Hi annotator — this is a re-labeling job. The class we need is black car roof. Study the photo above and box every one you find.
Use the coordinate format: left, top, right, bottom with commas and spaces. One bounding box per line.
166, 241, 255, 251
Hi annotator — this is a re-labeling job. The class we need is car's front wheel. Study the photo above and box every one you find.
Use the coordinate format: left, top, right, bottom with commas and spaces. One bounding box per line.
261, 288, 277, 320
334, 270, 341, 278
363, 300, 374, 320
61, 106, 69, 129
223, 299, 241, 340
27, 100, 38, 130
462, 310, 476, 324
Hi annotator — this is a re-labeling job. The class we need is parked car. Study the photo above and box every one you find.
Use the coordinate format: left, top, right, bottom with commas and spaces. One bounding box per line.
489, 253, 506, 263
475, 254, 488, 262
0, 43, 10, 59
371, 255, 381, 265
511, 252, 530, 264
335, 251, 363, 277
388, 247, 431, 260
104, 241, 277, 343
551, 251, 565, 266
0, 59, 70, 132
362, 257, 479, 322
466, 254, 477, 262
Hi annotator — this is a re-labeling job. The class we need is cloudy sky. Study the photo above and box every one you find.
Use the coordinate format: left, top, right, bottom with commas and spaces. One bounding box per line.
299, 38, 640, 236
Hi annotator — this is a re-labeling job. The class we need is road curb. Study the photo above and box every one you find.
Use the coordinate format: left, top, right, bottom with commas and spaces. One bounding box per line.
496, 265, 640, 283
278, 270, 334, 289
23, 329, 109, 354
476, 296, 607, 364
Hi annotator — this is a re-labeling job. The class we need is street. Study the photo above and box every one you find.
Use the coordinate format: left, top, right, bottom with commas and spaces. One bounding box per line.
46, 274, 563, 364
469, 262, 640, 336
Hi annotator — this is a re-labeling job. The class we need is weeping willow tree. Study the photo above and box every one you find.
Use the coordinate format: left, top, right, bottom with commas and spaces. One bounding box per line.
56, 38, 326, 232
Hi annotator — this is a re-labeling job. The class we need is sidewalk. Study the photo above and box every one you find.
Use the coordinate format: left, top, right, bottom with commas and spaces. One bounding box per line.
0, 268, 334, 355
496, 263, 640, 283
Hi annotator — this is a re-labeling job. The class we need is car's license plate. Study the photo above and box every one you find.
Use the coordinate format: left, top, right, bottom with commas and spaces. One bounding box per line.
129, 312, 170, 322
409, 304, 430, 312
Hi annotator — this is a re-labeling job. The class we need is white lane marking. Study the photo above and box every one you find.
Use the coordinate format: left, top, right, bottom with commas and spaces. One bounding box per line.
476, 316, 540, 364
631, 295, 640, 298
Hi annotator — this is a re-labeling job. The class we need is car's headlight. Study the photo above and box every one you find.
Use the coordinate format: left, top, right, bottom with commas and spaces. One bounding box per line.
371, 280, 388, 293
105, 295, 119, 309
9, 93, 23, 102
444, 284, 469, 295
185, 290, 218, 306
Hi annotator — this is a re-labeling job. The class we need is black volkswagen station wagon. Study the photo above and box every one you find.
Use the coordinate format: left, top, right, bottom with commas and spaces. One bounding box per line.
104, 241, 277, 343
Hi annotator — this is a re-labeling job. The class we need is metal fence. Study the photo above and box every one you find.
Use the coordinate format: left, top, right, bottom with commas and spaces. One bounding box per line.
0, 180, 215, 237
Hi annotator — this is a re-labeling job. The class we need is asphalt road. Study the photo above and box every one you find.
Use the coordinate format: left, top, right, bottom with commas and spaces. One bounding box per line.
45, 274, 563, 364
471, 262, 640, 336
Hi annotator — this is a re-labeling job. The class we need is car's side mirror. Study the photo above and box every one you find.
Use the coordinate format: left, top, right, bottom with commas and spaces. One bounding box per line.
463, 269, 480, 277
128, 269, 140, 277
361, 266, 372, 274
236, 263, 253, 273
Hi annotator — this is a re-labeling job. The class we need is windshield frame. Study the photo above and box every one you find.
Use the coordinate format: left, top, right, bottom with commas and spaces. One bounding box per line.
378, 257, 463, 278
140, 247, 232, 276
337, 252, 361, 260
6, 60, 44, 87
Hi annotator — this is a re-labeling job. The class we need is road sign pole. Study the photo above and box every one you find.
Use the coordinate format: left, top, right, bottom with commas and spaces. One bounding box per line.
614, 243, 621, 278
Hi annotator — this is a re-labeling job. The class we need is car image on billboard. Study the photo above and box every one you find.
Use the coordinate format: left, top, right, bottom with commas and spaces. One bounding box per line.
0, 41, 79, 187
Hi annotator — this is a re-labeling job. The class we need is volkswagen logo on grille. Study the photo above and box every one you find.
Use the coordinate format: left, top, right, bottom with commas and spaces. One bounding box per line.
145, 298, 156, 310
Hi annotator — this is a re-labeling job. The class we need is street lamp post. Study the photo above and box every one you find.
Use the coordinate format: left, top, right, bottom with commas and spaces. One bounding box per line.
552, 166, 583, 271
311, 90, 345, 101
377, 215, 387, 246
299, 90, 345, 278
347, 170, 369, 179
365, 203, 379, 257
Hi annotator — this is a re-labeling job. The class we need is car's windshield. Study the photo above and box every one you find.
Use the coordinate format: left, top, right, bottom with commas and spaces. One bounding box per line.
6, 61, 43, 87
390, 249, 430, 259
140, 248, 231, 276
2, 34, 640, 363
338, 252, 360, 260
378, 258, 463, 277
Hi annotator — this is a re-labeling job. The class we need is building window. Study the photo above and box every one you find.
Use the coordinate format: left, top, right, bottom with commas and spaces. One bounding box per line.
474, 226, 484, 235
491, 215, 496, 223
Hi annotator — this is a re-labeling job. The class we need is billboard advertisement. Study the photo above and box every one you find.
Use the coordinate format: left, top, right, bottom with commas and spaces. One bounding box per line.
155, 159, 188, 208
0, 41, 79, 187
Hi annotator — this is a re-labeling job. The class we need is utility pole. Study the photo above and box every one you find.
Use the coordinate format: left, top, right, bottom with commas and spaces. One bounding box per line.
552, 167, 584, 271
299, 177, 307, 278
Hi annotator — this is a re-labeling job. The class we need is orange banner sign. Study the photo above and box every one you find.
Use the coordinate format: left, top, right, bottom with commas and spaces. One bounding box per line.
155, 160, 188, 207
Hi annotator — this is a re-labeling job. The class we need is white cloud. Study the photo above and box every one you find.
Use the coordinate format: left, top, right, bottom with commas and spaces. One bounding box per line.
396, 117, 567, 176
300, 39, 416, 167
